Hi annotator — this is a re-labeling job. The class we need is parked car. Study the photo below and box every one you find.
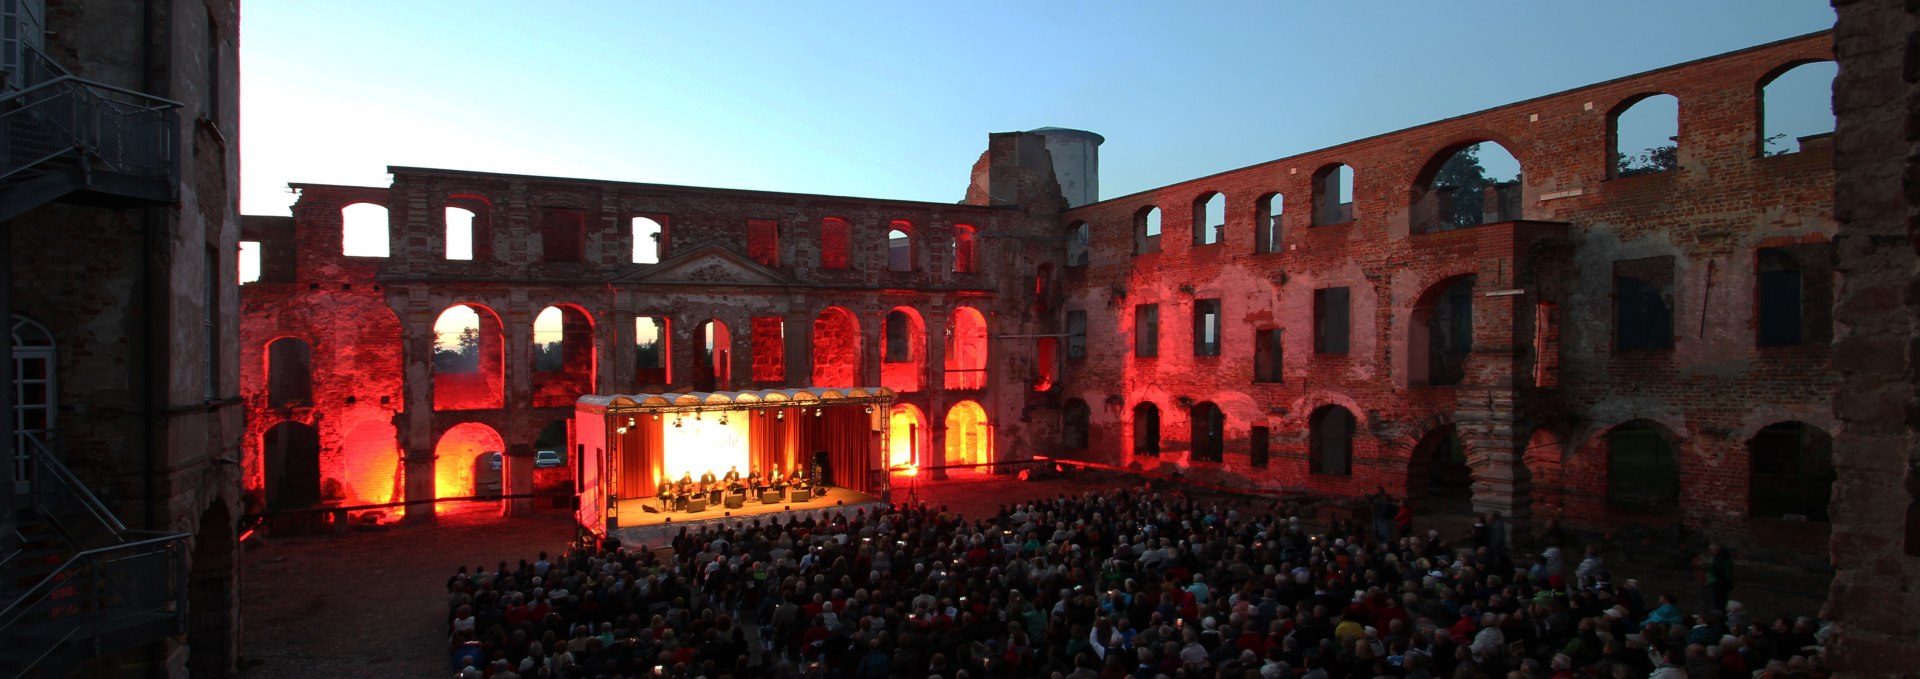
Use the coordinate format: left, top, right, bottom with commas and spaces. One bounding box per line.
534, 449, 563, 468
485, 452, 503, 472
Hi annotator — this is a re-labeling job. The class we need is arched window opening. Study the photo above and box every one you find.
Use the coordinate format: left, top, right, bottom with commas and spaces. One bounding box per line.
881, 309, 925, 392
266, 337, 313, 407
1309, 405, 1355, 475
1411, 276, 1476, 386
1193, 192, 1224, 245
1255, 193, 1284, 253
944, 306, 987, 390
1066, 221, 1090, 267
943, 400, 991, 468
432, 304, 505, 410
432, 422, 506, 501
631, 216, 665, 264
534, 419, 570, 473
810, 307, 860, 388
952, 224, 978, 273
341, 203, 389, 257
633, 316, 671, 387
1607, 420, 1679, 511
541, 208, 585, 262
887, 222, 914, 272
1612, 94, 1680, 177
445, 206, 475, 260
819, 218, 851, 270
1749, 422, 1833, 521
1135, 206, 1161, 254
13, 315, 55, 479
1760, 61, 1836, 156
1190, 401, 1224, 463
1133, 402, 1160, 457
263, 422, 321, 510
1033, 338, 1058, 392
1063, 399, 1090, 451
886, 404, 926, 468
338, 421, 402, 506
697, 320, 732, 391
1614, 257, 1674, 352
1312, 164, 1355, 226
1415, 142, 1523, 233
531, 305, 596, 408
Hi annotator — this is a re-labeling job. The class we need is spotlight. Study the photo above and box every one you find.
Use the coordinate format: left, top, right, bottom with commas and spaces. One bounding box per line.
696, 411, 702, 421
719, 415, 728, 425
865, 406, 874, 414
653, 413, 661, 421
815, 408, 823, 417
777, 410, 785, 420
674, 417, 684, 428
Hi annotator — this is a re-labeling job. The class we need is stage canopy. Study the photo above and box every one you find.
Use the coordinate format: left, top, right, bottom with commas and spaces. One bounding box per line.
574, 388, 896, 533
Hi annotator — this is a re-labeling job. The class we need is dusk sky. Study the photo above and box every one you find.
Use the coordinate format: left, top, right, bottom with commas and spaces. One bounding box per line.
240, 2, 1836, 219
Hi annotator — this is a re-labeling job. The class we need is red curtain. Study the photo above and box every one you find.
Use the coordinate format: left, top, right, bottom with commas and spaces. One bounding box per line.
747, 407, 802, 478
798, 406, 875, 494
616, 415, 663, 500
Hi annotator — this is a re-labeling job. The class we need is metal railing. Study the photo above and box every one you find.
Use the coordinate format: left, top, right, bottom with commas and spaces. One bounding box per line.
0, 46, 179, 186
19, 432, 127, 540
0, 533, 187, 674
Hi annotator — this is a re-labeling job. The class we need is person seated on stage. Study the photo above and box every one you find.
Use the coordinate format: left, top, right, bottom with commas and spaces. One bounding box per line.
656, 482, 673, 511
770, 466, 787, 490
723, 465, 742, 489
788, 467, 808, 495
698, 469, 717, 487
747, 467, 765, 494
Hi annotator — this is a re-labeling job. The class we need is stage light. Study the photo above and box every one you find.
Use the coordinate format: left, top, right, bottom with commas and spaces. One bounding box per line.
865, 405, 874, 414
674, 417, 684, 428
777, 410, 785, 420
653, 413, 661, 421
815, 408, 822, 417
719, 415, 728, 425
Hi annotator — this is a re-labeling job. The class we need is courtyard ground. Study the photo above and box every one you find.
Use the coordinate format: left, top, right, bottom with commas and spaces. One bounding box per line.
237, 470, 1832, 677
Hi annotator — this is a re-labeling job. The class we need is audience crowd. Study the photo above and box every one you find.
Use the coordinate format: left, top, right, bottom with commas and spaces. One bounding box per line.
445, 486, 1830, 679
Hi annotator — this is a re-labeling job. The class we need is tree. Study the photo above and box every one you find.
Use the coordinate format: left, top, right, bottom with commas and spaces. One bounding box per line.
1431, 144, 1521, 229
1617, 139, 1678, 177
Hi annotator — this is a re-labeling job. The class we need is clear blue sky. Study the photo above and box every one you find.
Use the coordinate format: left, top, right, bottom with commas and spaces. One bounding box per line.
239, 1, 1835, 217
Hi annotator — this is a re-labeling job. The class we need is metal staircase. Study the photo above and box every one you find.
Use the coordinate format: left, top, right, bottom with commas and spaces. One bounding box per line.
2, 434, 189, 677
0, 45, 179, 223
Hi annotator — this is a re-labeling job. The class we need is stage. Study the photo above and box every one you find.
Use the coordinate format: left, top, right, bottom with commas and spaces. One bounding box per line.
608, 486, 888, 546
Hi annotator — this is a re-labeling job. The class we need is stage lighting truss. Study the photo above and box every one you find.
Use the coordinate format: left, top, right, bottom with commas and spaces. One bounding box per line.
605, 397, 892, 430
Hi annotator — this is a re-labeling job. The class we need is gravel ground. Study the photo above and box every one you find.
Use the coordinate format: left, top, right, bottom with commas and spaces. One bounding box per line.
239, 470, 1831, 677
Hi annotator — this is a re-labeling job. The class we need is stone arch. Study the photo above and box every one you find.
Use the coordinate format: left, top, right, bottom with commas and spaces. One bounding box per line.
1308, 404, 1357, 476
340, 201, 389, 258
187, 499, 236, 677
1756, 59, 1835, 156
886, 403, 927, 469
1407, 274, 1477, 387
694, 318, 734, 391
1189, 401, 1224, 463
944, 400, 991, 469
262, 421, 321, 511
881, 307, 926, 392
1132, 401, 1161, 458
264, 336, 313, 407
944, 305, 988, 390
1409, 136, 1526, 232
531, 303, 597, 407
1605, 419, 1681, 512
338, 419, 402, 506
433, 422, 506, 501
811, 306, 861, 388
1748, 421, 1834, 521
1400, 419, 1474, 509
1608, 92, 1680, 178
432, 302, 506, 411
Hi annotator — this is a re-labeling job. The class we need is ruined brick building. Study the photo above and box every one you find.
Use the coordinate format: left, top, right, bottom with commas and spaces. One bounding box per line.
242, 32, 1840, 561
1, 0, 243, 676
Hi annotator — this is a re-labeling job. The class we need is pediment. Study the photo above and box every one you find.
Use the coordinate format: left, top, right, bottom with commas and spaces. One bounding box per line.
615, 244, 796, 287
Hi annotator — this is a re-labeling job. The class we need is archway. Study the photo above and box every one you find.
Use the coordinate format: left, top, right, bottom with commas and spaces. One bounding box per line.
1410, 275, 1476, 387
531, 304, 596, 408
811, 307, 861, 388
1063, 399, 1090, 452
886, 403, 926, 469
1406, 424, 1472, 509
433, 422, 506, 501
1189, 402, 1224, 463
944, 306, 987, 390
944, 400, 991, 469
338, 420, 402, 506
1412, 141, 1524, 232
1749, 422, 1833, 521
187, 500, 235, 677
432, 303, 505, 410
881, 308, 925, 392
1133, 402, 1161, 458
1606, 420, 1679, 512
696, 319, 732, 391
262, 422, 320, 511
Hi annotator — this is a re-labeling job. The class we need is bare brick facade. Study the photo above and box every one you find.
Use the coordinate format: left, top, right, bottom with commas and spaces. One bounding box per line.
243, 33, 1843, 560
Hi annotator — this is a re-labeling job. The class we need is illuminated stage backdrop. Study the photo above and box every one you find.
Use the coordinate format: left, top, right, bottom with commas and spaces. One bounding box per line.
660, 412, 750, 485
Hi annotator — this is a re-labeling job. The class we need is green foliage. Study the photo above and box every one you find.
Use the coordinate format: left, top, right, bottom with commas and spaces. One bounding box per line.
1616, 143, 1678, 177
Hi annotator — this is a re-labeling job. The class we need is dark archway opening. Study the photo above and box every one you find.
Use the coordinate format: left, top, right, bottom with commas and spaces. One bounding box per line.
1749, 422, 1833, 521
1407, 425, 1472, 511
263, 422, 321, 511
1607, 420, 1680, 512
